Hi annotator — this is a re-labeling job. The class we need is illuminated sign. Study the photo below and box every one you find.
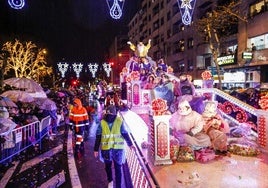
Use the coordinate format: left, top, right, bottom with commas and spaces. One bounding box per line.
224, 72, 245, 82
242, 52, 253, 59
217, 55, 235, 65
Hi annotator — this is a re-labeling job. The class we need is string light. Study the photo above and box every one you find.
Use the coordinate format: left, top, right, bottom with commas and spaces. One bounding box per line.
103, 62, 112, 77
177, 0, 196, 25
106, 0, 125, 19
57, 62, 69, 78
88, 63, 99, 78
8, 0, 25, 9
72, 63, 83, 78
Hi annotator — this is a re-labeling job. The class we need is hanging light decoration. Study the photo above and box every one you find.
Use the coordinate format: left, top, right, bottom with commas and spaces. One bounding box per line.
72, 63, 83, 78
88, 63, 99, 78
177, 0, 196, 25
106, 0, 125, 19
8, 0, 25, 9
103, 62, 112, 77
57, 62, 69, 78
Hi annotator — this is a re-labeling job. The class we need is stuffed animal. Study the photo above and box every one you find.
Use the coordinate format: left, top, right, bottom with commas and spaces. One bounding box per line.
202, 101, 230, 153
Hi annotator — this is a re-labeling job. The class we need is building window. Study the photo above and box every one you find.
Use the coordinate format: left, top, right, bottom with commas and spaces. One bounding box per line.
172, 21, 180, 35
167, 11, 171, 21
153, 35, 160, 46
160, 1, 164, 9
173, 42, 179, 54
172, 3, 179, 15
250, 33, 268, 50
153, 20, 159, 30
179, 39, 185, 52
249, 0, 268, 17
187, 60, 194, 71
153, 4, 160, 16
205, 56, 212, 68
179, 24, 185, 32
187, 38, 194, 49
178, 62, 185, 73
167, 29, 172, 38
160, 17, 164, 26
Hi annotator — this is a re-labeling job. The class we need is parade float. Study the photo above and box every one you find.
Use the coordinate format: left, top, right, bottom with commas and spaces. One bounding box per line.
118, 39, 268, 168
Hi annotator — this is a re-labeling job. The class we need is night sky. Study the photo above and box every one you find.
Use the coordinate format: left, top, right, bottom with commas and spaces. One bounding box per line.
0, 0, 140, 63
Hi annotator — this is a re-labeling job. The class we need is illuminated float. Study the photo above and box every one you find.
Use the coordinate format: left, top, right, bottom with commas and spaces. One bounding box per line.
119, 40, 268, 166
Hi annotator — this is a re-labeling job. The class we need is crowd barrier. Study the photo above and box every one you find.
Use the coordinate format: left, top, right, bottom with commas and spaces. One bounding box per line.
119, 113, 160, 188
0, 116, 51, 164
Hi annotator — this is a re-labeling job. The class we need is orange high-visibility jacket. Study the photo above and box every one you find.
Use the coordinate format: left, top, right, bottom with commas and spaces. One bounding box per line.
69, 98, 89, 129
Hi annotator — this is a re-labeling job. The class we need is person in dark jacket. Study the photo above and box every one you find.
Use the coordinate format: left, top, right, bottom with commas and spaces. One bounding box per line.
94, 104, 135, 188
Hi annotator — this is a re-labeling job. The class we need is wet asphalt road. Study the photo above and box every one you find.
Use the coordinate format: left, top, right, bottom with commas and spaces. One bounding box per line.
0, 123, 108, 188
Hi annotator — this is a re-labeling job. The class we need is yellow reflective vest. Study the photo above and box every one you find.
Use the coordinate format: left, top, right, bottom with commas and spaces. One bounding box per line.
100, 117, 125, 150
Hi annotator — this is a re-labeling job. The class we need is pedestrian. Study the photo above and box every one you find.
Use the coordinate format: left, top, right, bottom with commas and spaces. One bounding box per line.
69, 98, 90, 154
94, 104, 135, 188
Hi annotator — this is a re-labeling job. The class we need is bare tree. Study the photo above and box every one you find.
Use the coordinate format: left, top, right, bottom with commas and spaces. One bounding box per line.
195, 0, 247, 89
2, 39, 53, 81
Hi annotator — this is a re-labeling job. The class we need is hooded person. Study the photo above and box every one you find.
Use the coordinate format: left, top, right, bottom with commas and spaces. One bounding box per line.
69, 98, 90, 154
94, 104, 135, 188
169, 99, 211, 149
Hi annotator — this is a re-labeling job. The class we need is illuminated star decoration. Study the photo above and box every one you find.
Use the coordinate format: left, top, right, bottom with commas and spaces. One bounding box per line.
103, 63, 112, 77
88, 63, 99, 78
57, 62, 69, 78
106, 0, 125, 19
177, 0, 196, 25
8, 0, 25, 9
72, 63, 83, 78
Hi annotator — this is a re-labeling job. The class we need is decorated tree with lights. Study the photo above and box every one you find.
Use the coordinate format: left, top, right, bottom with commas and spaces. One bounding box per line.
1, 39, 53, 81
195, 0, 247, 89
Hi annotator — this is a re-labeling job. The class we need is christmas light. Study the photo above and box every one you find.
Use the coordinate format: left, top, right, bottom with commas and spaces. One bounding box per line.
72, 63, 83, 78
88, 63, 99, 78
106, 0, 125, 19
177, 0, 196, 25
57, 62, 69, 78
103, 62, 112, 77
8, 0, 25, 9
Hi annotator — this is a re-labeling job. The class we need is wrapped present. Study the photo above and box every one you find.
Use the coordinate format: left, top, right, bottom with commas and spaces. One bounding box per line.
194, 147, 215, 163
170, 138, 180, 162
228, 143, 261, 156
177, 146, 195, 162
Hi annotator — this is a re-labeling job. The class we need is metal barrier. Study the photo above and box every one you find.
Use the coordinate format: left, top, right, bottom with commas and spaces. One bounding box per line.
0, 116, 51, 164
119, 112, 160, 188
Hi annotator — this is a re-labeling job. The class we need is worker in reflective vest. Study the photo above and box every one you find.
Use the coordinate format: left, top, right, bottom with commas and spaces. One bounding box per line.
94, 104, 135, 188
69, 98, 89, 154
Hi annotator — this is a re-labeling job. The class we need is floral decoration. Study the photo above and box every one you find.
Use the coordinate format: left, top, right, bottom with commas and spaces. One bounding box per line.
259, 94, 268, 111
152, 98, 168, 116
201, 70, 212, 80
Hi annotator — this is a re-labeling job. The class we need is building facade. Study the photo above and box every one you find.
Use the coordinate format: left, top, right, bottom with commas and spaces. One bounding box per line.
127, 0, 268, 88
